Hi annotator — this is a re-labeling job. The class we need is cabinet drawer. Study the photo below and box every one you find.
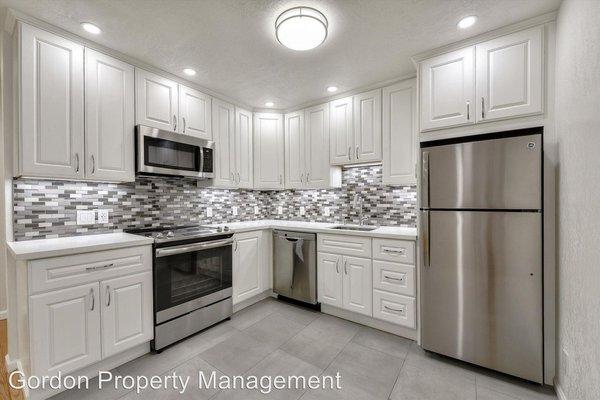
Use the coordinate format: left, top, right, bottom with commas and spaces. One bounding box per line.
30, 246, 152, 294
373, 289, 416, 328
373, 260, 415, 296
372, 238, 415, 264
318, 234, 371, 258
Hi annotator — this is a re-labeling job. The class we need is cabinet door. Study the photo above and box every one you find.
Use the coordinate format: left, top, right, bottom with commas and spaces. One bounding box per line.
382, 80, 417, 185
342, 256, 372, 316
317, 253, 343, 308
135, 68, 178, 131
85, 49, 135, 182
253, 113, 285, 189
305, 103, 338, 188
19, 23, 84, 179
476, 26, 543, 122
179, 85, 212, 139
100, 272, 153, 358
284, 111, 305, 189
30, 282, 101, 376
235, 107, 254, 189
353, 89, 382, 163
420, 47, 475, 131
212, 99, 236, 187
233, 232, 262, 304
329, 96, 354, 165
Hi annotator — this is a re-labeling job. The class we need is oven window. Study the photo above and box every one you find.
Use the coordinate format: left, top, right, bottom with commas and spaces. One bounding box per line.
154, 244, 232, 313
144, 136, 200, 171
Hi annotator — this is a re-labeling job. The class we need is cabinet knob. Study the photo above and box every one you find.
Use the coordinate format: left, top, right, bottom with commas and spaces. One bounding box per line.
173, 114, 178, 131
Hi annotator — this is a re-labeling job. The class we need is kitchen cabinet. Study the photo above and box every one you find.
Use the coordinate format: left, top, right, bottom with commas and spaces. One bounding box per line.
317, 253, 343, 308
284, 110, 305, 189
100, 272, 153, 358
253, 113, 285, 190
30, 282, 102, 376
419, 47, 475, 131
373, 290, 416, 328
85, 49, 135, 182
179, 85, 212, 139
135, 68, 179, 131
353, 88, 382, 162
476, 26, 543, 122
18, 23, 85, 180
382, 80, 417, 185
233, 231, 263, 304
211, 99, 236, 187
234, 107, 254, 188
329, 96, 354, 164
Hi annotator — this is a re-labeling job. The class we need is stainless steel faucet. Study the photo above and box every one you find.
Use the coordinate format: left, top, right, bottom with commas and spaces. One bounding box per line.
353, 194, 368, 225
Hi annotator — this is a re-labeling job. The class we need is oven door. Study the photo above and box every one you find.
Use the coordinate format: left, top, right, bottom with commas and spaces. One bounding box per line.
136, 125, 214, 179
154, 237, 232, 324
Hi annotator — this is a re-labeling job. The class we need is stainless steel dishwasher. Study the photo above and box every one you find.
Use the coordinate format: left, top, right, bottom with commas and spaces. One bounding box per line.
273, 230, 317, 305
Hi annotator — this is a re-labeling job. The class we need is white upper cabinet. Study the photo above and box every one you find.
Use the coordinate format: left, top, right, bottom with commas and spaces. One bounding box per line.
382, 80, 417, 185
329, 96, 354, 164
179, 85, 212, 139
211, 99, 236, 187
420, 47, 475, 131
85, 49, 135, 182
18, 23, 85, 180
135, 68, 179, 131
284, 110, 305, 189
253, 113, 285, 190
476, 26, 543, 122
353, 88, 382, 162
305, 103, 340, 188
235, 107, 254, 189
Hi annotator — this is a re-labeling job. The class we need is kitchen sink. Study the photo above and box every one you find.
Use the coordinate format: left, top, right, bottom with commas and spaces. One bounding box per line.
330, 225, 378, 231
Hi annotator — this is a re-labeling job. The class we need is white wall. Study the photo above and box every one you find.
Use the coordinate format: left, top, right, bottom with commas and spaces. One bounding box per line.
555, 0, 600, 398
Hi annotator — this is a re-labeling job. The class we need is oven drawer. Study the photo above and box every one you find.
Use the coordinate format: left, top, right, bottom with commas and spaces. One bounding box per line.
29, 246, 152, 294
373, 260, 415, 296
372, 238, 415, 264
373, 289, 416, 328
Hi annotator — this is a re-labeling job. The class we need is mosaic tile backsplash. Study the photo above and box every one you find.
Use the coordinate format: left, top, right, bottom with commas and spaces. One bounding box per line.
13, 165, 417, 241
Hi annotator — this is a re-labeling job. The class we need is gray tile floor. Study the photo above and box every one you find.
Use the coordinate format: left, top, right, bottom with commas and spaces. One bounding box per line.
51, 297, 557, 400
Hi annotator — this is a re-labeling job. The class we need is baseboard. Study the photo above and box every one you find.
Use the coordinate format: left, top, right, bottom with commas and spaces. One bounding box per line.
554, 379, 567, 400
0, 309, 7, 320
233, 289, 273, 313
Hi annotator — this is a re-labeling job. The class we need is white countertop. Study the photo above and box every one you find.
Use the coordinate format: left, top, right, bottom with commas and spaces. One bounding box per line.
207, 219, 418, 240
7, 232, 154, 261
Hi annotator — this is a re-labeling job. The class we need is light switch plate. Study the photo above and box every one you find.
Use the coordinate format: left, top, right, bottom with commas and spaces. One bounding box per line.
254, 206, 260, 215
232, 206, 238, 216
77, 210, 95, 225
206, 207, 213, 217
323, 207, 330, 217
96, 209, 109, 224
299, 206, 306, 216
277, 206, 283, 215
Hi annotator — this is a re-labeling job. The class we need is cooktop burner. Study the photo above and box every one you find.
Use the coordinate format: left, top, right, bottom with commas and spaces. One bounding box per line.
124, 224, 231, 243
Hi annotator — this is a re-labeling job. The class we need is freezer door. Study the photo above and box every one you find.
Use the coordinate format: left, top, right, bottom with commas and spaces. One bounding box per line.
421, 133, 542, 210
420, 210, 543, 383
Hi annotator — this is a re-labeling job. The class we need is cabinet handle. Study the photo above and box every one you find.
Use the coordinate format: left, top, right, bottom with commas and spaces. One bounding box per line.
384, 305, 403, 313
347, 147, 351, 161
234, 240, 238, 251
91, 155, 95, 174
237, 172, 240, 182
106, 285, 111, 307
356, 146, 359, 159
335, 257, 340, 274
481, 97, 485, 119
306, 172, 309, 182
279, 174, 283, 185
173, 115, 177, 131
231, 172, 234, 181
384, 275, 403, 281
85, 263, 114, 272
382, 247, 405, 255
89, 288, 95, 311
466, 101, 470, 120
344, 259, 348, 275
75, 153, 80, 173
182, 117, 186, 133
300, 173, 304, 183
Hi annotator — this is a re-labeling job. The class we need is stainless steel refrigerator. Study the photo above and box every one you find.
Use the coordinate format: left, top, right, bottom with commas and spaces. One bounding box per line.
420, 128, 544, 383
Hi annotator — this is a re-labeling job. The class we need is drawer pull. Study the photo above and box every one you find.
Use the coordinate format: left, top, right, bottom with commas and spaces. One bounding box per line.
382, 247, 406, 255
384, 305, 403, 313
89, 288, 95, 311
85, 263, 114, 272
384, 275, 403, 282
106, 285, 111, 307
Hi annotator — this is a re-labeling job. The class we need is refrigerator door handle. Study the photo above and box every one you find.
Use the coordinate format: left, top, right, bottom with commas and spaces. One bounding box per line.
422, 151, 430, 208
422, 210, 430, 267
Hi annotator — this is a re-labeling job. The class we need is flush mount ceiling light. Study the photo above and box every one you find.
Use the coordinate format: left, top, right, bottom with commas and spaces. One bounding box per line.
183, 68, 197, 76
81, 22, 102, 35
265, 101, 275, 107
457, 15, 477, 29
326, 86, 338, 93
275, 6, 328, 51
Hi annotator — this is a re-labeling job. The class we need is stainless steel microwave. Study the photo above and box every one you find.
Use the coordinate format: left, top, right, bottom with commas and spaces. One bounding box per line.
136, 125, 214, 179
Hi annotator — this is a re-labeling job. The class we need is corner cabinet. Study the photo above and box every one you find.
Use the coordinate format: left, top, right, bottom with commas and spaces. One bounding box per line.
253, 113, 285, 190
419, 25, 544, 132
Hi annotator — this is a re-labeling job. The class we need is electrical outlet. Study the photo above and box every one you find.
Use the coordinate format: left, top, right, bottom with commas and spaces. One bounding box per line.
232, 206, 238, 216
96, 209, 109, 224
323, 207, 330, 217
206, 207, 213, 217
277, 206, 283, 215
300, 206, 306, 216
77, 210, 95, 225
254, 206, 260, 215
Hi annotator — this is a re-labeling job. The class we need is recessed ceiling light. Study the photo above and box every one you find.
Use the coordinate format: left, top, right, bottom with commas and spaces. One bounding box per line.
183, 68, 197, 76
457, 16, 477, 29
265, 101, 275, 107
326, 86, 338, 93
275, 6, 328, 51
81, 22, 102, 35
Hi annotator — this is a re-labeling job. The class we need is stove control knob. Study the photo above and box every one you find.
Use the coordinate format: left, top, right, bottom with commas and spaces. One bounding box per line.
216, 226, 223, 233
223, 226, 230, 232
166, 231, 174, 238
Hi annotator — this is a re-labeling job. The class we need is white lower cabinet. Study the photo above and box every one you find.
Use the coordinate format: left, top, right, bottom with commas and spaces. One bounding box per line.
317, 253, 343, 308
233, 231, 269, 305
373, 290, 416, 329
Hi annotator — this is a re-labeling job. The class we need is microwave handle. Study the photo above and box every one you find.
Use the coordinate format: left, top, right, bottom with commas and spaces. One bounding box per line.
156, 238, 233, 258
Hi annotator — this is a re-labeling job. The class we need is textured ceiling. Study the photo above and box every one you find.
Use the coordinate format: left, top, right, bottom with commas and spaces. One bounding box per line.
0, 0, 560, 109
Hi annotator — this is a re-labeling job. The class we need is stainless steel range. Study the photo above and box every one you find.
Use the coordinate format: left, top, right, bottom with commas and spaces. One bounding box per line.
125, 225, 233, 351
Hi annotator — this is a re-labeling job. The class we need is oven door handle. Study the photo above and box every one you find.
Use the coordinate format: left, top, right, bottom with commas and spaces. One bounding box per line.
155, 238, 234, 257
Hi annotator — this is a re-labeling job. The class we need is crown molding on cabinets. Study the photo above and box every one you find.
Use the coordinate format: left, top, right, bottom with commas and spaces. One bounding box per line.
411, 10, 557, 66
3, 8, 255, 111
